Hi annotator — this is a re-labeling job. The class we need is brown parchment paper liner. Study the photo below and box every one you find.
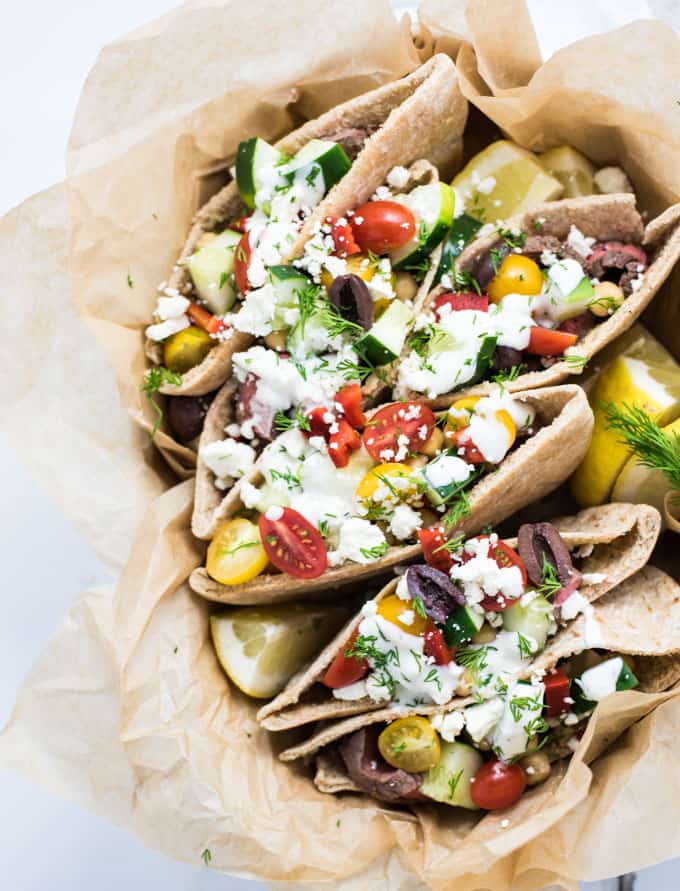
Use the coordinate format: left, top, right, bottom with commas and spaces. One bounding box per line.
2, 1, 680, 888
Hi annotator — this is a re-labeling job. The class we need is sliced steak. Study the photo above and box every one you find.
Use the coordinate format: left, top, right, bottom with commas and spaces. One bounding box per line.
339, 727, 423, 803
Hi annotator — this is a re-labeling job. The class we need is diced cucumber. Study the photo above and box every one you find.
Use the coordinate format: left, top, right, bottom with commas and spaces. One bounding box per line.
188, 229, 241, 314
390, 182, 455, 271
434, 213, 483, 286
268, 266, 313, 332
423, 450, 475, 507
551, 276, 595, 323
616, 660, 639, 692
236, 137, 287, 210
444, 606, 484, 647
464, 333, 498, 389
502, 595, 553, 653
573, 656, 638, 714
285, 139, 351, 192
420, 740, 482, 809
356, 299, 414, 366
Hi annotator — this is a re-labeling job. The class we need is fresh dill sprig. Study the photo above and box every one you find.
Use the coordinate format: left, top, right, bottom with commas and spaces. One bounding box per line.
537, 553, 562, 599
359, 542, 389, 560
563, 354, 589, 370
274, 405, 311, 433
141, 366, 183, 439
442, 491, 472, 530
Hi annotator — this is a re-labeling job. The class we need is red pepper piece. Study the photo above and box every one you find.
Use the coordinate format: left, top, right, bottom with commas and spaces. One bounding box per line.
336, 383, 366, 428
423, 624, 454, 665
325, 215, 361, 258
418, 527, 454, 573
186, 301, 228, 336
328, 419, 361, 468
544, 668, 571, 717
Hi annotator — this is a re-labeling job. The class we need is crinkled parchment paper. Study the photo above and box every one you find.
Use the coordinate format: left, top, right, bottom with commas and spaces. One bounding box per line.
2, 1, 680, 888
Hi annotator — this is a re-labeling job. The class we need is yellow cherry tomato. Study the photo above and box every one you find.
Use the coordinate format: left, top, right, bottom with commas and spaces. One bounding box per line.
206, 518, 269, 586
319, 253, 376, 290
378, 716, 441, 773
377, 594, 429, 636
487, 254, 543, 303
355, 462, 417, 503
445, 397, 516, 452
163, 325, 214, 373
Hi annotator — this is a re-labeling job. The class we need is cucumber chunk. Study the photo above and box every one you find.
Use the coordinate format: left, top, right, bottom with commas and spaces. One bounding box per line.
420, 740, 482, 809
356, 299, 414, 365
236, 137, 287, 210
502, 595, 552, 653
572, 656, 638, 713
390, 182, 455, 271
188, 229, 241, 314
286, 139, 351, 192
550, 276, 595, 323
444, 606, 484, 647
423, 450, 475, 507
434, 213, 483, 286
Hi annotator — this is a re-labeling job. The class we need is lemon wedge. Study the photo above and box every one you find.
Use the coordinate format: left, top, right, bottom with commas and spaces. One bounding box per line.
612, 416, 680, 522
538, 146, 596, 198
570, 355, 680, 507
211, 603, 349, 699
452, 140, 563, 221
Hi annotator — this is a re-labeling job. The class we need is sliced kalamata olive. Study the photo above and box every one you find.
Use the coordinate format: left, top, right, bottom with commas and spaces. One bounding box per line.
558, 312, 596, 338
470, 240, 509, 289
406, 564, 465, 624
517, 522, 582, 594
339, 727, 423, 802
166, 394, 214, 442
328, 274, 373, 331
492, 345, 524, 372
237, 373, 274, 440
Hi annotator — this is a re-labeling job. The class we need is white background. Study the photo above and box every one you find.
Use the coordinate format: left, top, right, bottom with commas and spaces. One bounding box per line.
1, 1, 679, 889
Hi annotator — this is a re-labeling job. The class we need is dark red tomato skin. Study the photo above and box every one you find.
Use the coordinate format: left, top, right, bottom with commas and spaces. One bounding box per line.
350, 201, 416, 254
419, 527, 454, 573
462, 537, 527, 611
424, 625, 454, 665
258, 507, 327, 579
451, 429, 486, 464
471, 759, 527, 810
526, 326, 577, 356
363, 402, 436, 462
336, 383, 366, 428
544, 668, 571, 716
432, 292, 489, 320
328, 420, 361, 468
322, 629, 369, 688
234, 232, 252, 294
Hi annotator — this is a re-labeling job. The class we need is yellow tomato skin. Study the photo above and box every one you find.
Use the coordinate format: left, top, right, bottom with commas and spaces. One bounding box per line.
163, 325, 214, 373
445, 398, 516, 451
487, 254, 543, 303
206, 518, 269, 586
377, 594, 429, 636
378, 716, 441, 772
319, 253, 376, 290
355, 462, 417, 502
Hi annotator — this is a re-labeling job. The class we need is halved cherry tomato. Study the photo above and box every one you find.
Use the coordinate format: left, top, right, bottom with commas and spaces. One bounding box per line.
487, 254, 543, 303
432, 292, 489, 320
378, 594, 429, 636
328, 419, 361, 468
186, 301, 229, 336
232, 215, 251, 234
471, 759, 527, 810
544, 668, 571, 717
355, 462, 417, 503
378, 716, 441, 772
424, 624, 454, 665
350, 201, 416, 255
462, 537, 527, 611
363, 402, 436, 462
336, 383, 366, 429
526, 326, 577, 356
418, 527, 454, 573
206, 518, 269, 586
321, 628, 369, 688
451, 430, 486, 464
259, 507, 327, 579
234, 231, 252, 294
325, 216, 361, 258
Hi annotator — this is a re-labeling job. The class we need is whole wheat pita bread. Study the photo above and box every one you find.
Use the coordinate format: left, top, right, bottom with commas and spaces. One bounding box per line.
394, 193, 680, 409
278, 564, 680, 765
257, 503, 660, 733
188, 384, 593, 603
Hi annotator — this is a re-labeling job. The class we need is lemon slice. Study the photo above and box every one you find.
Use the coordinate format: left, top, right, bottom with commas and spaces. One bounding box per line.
538, 146, 596, 198
570, 355, 680, 507
452, 140, 563, 221
612, 416, 680, 521
210, 603, 349, 699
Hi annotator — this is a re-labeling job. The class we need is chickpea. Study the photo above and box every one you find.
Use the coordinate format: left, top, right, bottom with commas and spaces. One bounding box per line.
590, 281, 624, 318
407, 455, 428, 470
196, 231, 218, 248
472, 623, 497, 645
264, 330, 287, 351
420, 426, 445, 457
519, 750, 551, 786
455, 668, 474, 697
394, 271, 419, 302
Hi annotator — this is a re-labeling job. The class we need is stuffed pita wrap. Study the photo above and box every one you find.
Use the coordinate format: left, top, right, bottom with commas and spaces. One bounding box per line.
141, 54, 466, 456
277, 564, 680, 817
257, 503, 661, 732
393, 194, 680, 408
188, 384, 593, 604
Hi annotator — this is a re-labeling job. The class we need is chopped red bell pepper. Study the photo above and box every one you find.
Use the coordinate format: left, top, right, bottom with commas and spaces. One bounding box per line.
418, 527, 454, 573
328, 419, 361, 468
305, 406, 331, 439
451, 428, 486, 464
336, 383, 366, 428
423, 624, 454, 665
232, 215, 251, 234
544, 668, 571, 717
526, 326, 578, 356
233, 231, 253, 294
186, 301, 228, 336
321, 629, 368, 688
325, 215, 361, 258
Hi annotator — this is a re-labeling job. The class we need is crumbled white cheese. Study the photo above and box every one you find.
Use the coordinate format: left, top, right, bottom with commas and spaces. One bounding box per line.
146, 315, 190, 341
581, 572, 607, 585
492, 679, 545, 760
575, 657, 623, 702
327, 518, 387, 566
396, 574, 411, 601
156, 295, 190, 320
265, 505, 284, 521
430, 711, 465, 742
559, 591, 589, 621
389, 504, 423, 541
386, 165, 410, 190
463, 699, 504, 743
332, 680, 368, 701
566, 224, 596, 259
201, 439, 256, 485
397, 610, 415, 626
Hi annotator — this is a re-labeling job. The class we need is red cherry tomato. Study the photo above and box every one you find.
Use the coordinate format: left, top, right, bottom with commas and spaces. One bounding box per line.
322, 628, 369, 688
544, 668, 571, 717
234, 232, 252, 294
363, 402, 436, 462
462, 537, 527, 611
526, 326, 577, 356
186, 301, 228, 336
432, 292, 489, 320
328, 419, 361, 468
450, 429, 486, 464
325, 216, 361, 258
423, 625, 454, 665
336, 383, 366, 428
471, 759, 527, 810
418, 527, 454, 573
350, 201, 416, 255
306, 406, 331, 439
259, 507, 328, 579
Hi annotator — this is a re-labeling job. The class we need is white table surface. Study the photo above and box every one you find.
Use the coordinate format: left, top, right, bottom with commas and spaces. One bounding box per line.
1, 1, 679, 889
